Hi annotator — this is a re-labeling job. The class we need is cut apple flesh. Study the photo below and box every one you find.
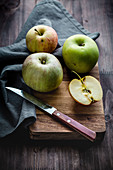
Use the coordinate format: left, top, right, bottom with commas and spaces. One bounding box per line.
69, 76, 103, 105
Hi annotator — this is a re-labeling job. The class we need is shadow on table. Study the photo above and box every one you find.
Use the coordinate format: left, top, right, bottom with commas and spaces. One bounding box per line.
0, 126, 105, 151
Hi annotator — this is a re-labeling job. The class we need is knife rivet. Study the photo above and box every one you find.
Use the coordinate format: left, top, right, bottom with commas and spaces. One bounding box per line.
57, 113, 60, 116
67, 119, 71, 123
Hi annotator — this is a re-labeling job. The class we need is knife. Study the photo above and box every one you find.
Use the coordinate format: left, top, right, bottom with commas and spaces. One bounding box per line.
6, 87, 96, 141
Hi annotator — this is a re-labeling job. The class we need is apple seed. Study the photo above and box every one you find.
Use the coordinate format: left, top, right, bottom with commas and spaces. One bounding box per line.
82, 88, 94, 102
82, 88, 91, 94
84, 93, 94, 102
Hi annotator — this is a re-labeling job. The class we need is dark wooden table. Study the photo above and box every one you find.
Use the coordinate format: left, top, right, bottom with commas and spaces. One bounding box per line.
0, 0, 113, 169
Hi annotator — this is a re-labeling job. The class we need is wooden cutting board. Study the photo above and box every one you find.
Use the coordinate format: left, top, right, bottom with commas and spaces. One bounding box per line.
29, 62, 106, 140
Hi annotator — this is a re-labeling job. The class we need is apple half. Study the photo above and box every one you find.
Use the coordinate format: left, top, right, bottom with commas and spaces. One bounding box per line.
69, 73, 103, 105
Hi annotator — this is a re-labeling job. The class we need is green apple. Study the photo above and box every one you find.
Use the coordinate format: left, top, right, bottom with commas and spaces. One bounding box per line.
62, 34, 99, 73
22, 53, 63, 92
26, 25, 58, 53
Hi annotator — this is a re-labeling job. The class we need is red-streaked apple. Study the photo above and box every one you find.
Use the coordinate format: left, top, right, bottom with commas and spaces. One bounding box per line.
69, 72, 103, 105
26, 25, 58, 53
62, 34, 99, 73
22, 53, 63, 92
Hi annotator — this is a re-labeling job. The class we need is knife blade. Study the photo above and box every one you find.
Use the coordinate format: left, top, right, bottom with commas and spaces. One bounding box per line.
6, 87, 96, 142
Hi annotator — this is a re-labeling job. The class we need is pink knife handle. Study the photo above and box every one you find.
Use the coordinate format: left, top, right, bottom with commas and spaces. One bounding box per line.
52, 110, 96, 142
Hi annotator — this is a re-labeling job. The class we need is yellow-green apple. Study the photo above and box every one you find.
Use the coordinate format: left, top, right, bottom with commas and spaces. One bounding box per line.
62, 34, 99, 73
69, 72, 103, 105
22, 53, 63, 92
26, 25, 58, 53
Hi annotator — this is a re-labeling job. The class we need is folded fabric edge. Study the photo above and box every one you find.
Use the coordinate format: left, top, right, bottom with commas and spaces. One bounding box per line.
15, 0, 100, 43
0, 116, 36, 138
36, 0, 100, 40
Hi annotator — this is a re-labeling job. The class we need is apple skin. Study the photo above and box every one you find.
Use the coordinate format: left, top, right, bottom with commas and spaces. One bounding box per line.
62, 34, 99, 73
22, 53, 63, 92
26, 25, 58, 53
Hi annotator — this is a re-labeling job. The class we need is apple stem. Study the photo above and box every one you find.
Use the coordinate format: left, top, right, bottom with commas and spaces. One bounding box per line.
42, 60, 46, 64
79, 43, 85, 46
34, 29, 41, 36
91, 97, 94, 102
72, 71, 84, 84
